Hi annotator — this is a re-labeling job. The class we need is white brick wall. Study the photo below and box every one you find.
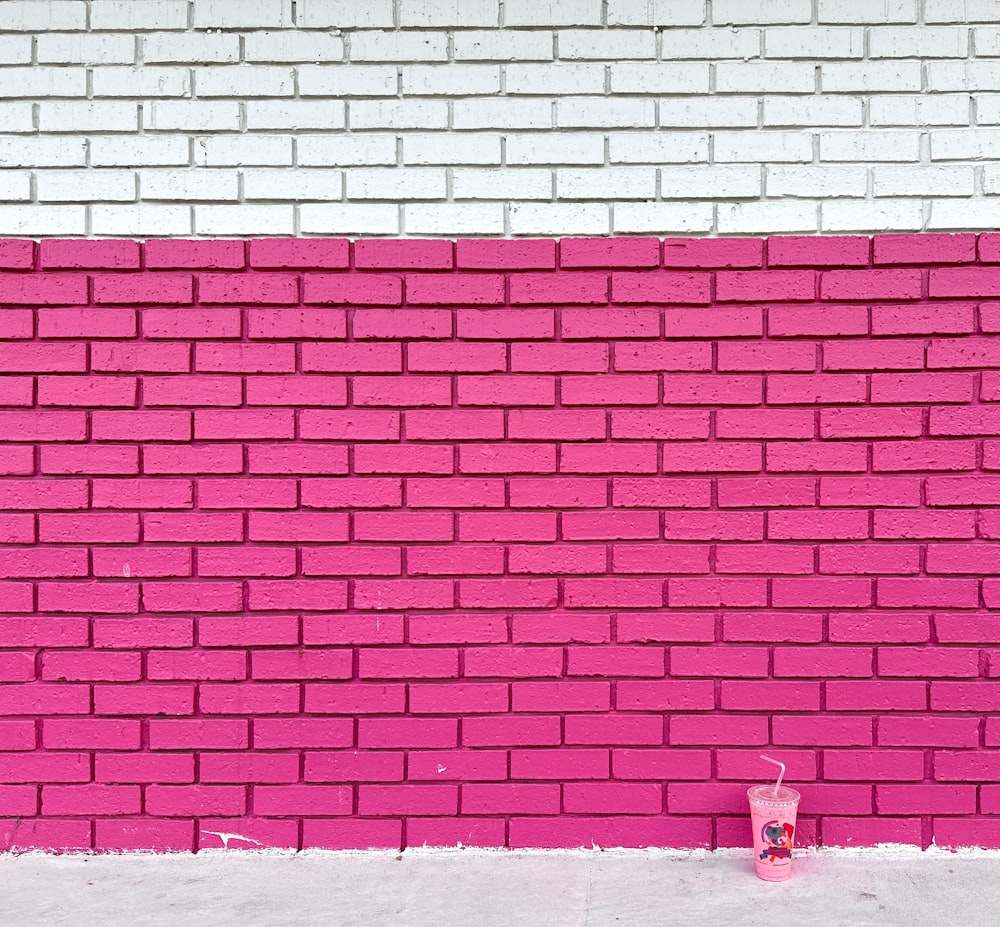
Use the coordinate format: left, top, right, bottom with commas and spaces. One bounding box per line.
2, 0, 1000, 235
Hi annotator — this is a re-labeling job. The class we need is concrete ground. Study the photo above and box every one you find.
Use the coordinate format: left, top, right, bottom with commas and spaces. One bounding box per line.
1, 846, 996, 927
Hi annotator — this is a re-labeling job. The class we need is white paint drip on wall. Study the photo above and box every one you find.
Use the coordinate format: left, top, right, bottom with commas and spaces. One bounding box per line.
200, 831, 263, 849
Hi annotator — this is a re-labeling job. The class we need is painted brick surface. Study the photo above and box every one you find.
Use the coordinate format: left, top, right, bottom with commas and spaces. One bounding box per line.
3, 1, 1000, 236
1, 234, 1000, 852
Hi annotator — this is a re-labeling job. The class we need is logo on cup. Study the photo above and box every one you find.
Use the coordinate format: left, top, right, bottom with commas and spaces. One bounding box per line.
759, 820, 794, 861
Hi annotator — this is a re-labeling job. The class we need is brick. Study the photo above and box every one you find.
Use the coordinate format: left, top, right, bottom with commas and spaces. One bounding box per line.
820, 477, 921, 507
929, 267, 1000, 298
562, 441, 656, 474
768, 236, 869, 267
562, 238, 659, 268
716, 544, 813, 575
249, 444, 348, 474
96, 548, 193, 581
931, 408, 1000, 436
0, 311, 32, 340
198, 478, 296, 509
41, 240, 139, 269
820, 408, 921, 438
612, 272, 709, 304
878, 578, 978, 608
256, 720, 351, 750
409, 614, 507, 645
304, 547, 401, 577
657, 442, 761, 473
43, 651, 139, 682
877, 784, 975, 815
767, 442, 866, 473
406, 273, 504, 305
717, 409, 814, 439
306, 684, 405, 715
92, 618, 192, 650
248, 512, 348, 542
145, 785, 245, 817
463, 647, 560, 679
457, 308, 553, 340
143, 582, 241, 614
462, 716, 560, 747
143, 308, 241, 340
821, 269, 922, 300
306, 750, 402, 783
769, 306, 870, 338
196, 343, 296, 373
354, 579, 454, 610
658, 239, 758, 269
613, 544, 709, 574
358, 718, 457, 749
717, 270, 815, 301
354, 241, 451, 270
612, 342, 708, 373
456, 240, 555, 269
933, 820, 1000, 850
564, 578, 663, 608
513, 613, 610, 644
820, 544, 920, 575
459, 444, 555, 474
409, 342, 507, 373
663, 511, 763, 541
93, 684, 193, 716
0, 273, 86, 305
666, 308, 763, 338
199, 683, 300, 715
670, 715, 769, 746
250, 239, 348, 269
717, 342, 816, 372
723, 613, 823, 643
199, 273, 297, 304
772, 579, 872, 608
873, 372, 974, 403
512, 342, 608, 372
405, 410, 504, 440
199, 616, 298, 647
143, 513, 242, 543
512, 681, 610, 713
508, 409, 605, 440
718, 477, 815, 508
91, 343, 190, 373
93, 273, 192, 305
302, 819, 401, 851
875, 510, 975, 539
248, 580, 347, 612
769, 510, 868, 541
873, 303, 974, 336
145, 241, 246, 270
0, 240, 34, 270
198, 818, 299, 849
823, 339, 923, 371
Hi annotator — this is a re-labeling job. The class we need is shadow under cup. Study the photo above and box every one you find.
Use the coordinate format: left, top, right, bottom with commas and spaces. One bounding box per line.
747, 785, 801, 882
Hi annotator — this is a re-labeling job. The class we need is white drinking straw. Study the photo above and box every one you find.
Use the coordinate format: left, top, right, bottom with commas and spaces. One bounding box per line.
760, 755, 786, 798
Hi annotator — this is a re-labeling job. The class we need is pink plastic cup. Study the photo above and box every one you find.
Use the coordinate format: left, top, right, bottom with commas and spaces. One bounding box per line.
747, 784, 801, 882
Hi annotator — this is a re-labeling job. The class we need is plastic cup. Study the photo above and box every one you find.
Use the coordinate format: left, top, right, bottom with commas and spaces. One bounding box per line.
747, 784, 801, 882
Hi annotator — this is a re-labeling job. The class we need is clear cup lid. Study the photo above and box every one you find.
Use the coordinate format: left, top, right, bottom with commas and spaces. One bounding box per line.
747, 785, 801, 806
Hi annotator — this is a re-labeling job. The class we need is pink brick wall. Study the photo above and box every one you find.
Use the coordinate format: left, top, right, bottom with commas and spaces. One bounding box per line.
1, 233, 1000, 853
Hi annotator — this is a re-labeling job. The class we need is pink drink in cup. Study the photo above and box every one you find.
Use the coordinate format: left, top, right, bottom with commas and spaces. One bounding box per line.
747, 756, 800, 882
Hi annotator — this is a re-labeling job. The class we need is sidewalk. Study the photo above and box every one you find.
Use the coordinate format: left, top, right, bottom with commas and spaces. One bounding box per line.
1, 846, 996, 927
